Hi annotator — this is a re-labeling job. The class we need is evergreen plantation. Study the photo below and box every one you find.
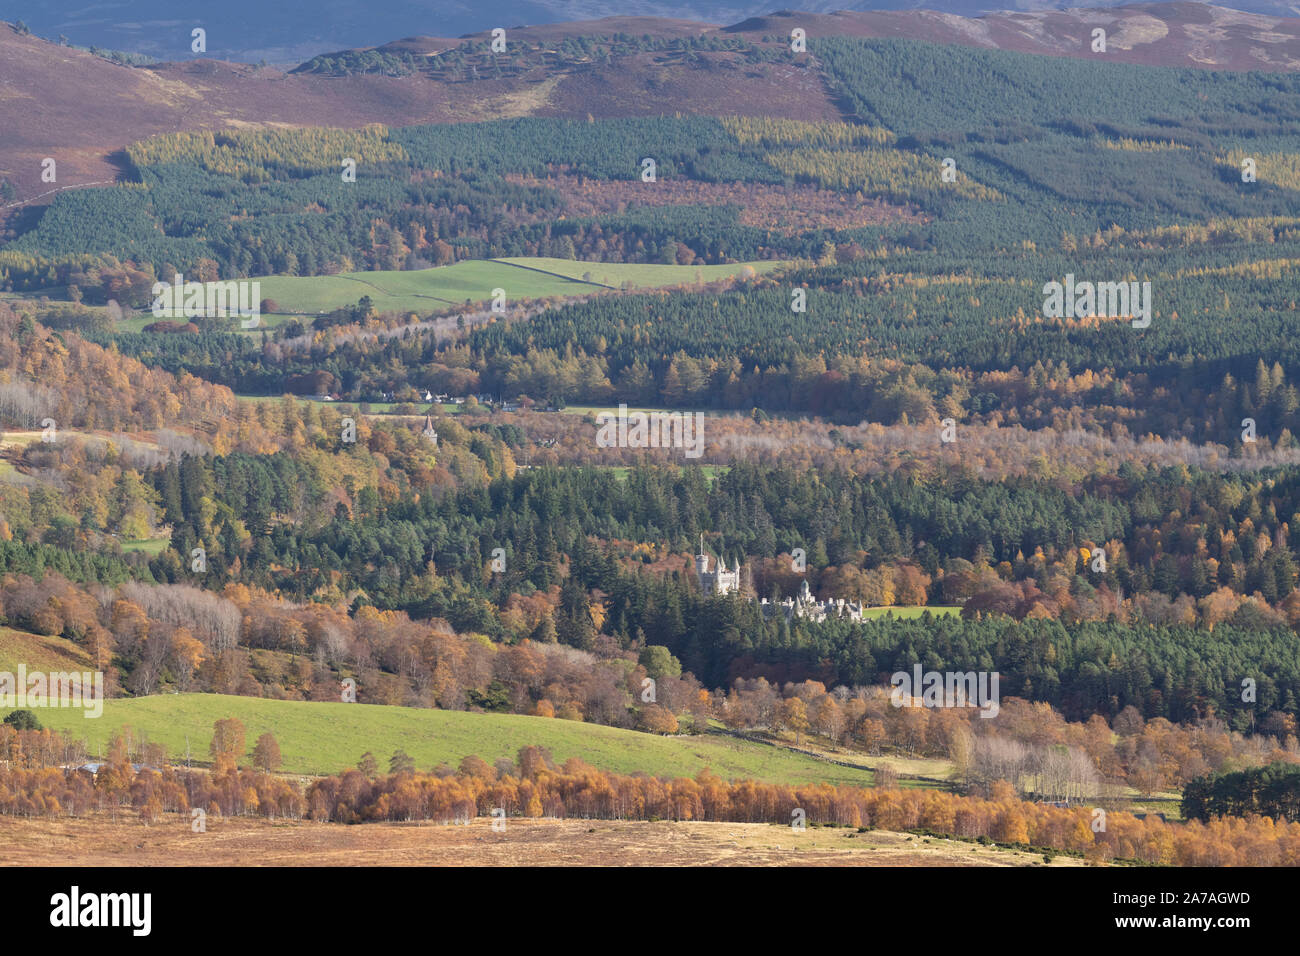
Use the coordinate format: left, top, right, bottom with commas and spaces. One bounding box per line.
5, 27, 1300, 846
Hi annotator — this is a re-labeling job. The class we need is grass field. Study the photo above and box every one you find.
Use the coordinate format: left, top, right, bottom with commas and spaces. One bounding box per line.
119, 537, 170, 555
0, 431, 47, 449
0, 627, 93, 675
114, 313, 155, 333
495, 257, 787, 288
6, 693, 876, 785
236, 397, 410, 413
214, 257, 786, 318
861, 606, 962, 619
14, 259, 786, 333
0, 429, 161, 455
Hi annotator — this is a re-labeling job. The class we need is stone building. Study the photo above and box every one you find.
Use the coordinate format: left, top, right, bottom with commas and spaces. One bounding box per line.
760, 578, 865, 622
695, 536, 741, 596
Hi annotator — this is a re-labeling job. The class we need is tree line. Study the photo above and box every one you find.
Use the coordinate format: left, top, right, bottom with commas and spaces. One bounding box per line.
1, 724, 1296, 867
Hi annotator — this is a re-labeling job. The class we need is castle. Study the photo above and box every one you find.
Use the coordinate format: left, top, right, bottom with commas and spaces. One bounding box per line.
695, 536, 741, 596
694, 538, 863, 619
760, 578, 866, 622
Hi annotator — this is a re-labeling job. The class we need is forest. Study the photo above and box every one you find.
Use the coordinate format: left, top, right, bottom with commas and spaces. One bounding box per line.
4, 31, 1300, 851
1181, 761, 1300, 823
67, 227, 1300, 441
294, 32, 777, 81
4, 38, 1298, 448
6, 36, 1299, 292
6, 292, 1300, 731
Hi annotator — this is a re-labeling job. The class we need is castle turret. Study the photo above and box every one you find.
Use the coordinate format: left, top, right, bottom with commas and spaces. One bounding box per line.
695, 534, 710, 577
695, 536, 741, 595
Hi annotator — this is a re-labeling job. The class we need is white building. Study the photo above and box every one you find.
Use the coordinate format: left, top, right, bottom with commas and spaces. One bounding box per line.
760, 579, 865, 622
695, 536, 741, 596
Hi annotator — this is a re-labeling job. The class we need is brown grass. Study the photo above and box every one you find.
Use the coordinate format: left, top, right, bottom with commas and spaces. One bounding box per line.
0, 814, 1083, 866
0, 28, 842, 210
508, 173, 923, 234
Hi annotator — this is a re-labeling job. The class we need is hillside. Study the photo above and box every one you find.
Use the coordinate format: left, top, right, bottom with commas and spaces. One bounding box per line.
2, 693, 884, 785
0, 19, 835, 205
6, 4, 1300, 209
16, 0, 1300, 64
725, 3, 1300, 69
0, 627, 93, 675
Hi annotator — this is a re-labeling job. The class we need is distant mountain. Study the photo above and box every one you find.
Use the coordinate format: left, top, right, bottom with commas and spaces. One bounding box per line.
724, 2, 1300, 68
0, 14, 836, 203
3, 3, 1300, 206
8, 0, 1300, 64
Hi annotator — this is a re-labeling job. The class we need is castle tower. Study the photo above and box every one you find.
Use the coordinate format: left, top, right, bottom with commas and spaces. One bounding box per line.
715, 554, 741, 595
695, 536, 740, 595
695, 534, 710, 578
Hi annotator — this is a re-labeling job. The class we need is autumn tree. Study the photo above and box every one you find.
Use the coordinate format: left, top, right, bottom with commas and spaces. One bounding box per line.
638, 704, 680, 735
776, 697, 810, 746
252, 733, 282, 774
170, 629, 205, 692
209, 717, 247, 765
